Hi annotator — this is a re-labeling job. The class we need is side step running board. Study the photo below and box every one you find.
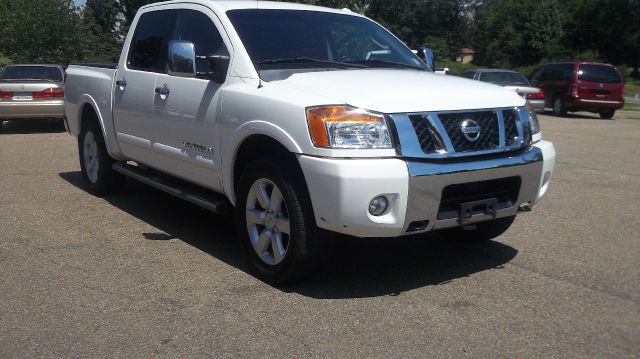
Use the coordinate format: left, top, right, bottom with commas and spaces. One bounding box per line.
112, 162, 232, 215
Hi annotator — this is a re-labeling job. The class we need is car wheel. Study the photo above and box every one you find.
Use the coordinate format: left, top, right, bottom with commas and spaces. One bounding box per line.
553, 97, 567, 117
441, 216, 516, 243
78, 121, 122, 196
599, 109, 615, 119
236, 157, 323, 284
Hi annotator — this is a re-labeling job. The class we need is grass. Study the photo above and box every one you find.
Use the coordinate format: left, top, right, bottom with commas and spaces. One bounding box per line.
624, 68, 640, 97
623, 103, 640, 111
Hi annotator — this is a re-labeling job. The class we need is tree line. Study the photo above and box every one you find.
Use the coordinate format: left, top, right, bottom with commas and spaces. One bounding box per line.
1, 0, 638, 78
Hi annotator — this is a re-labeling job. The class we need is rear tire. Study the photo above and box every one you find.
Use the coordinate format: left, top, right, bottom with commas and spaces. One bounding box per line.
441, 216, 516, 243
599, 109, 615, 119
235, 157, 323, 284
553, 97, 567, 117
78, 121, 122, 196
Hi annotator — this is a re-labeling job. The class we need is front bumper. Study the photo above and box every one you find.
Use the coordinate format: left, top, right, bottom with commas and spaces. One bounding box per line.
299, 140, 556, 238
0, 100, 65, 120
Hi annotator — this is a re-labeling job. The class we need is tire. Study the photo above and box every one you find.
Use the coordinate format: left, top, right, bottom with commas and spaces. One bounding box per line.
235, 157, 323, 284
441, 216, 516, 243
599, 109, 615, 119
78, 121, 122, 196
552, 97, 567, 117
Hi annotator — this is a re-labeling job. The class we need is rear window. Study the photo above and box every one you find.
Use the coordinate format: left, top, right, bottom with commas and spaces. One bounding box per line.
479, 71, 529, 85
578, 65, 622, 84
0, 66, 63, 82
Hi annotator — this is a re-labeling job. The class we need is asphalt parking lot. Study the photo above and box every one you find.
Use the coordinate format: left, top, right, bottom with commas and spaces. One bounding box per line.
1, 112, 639, 358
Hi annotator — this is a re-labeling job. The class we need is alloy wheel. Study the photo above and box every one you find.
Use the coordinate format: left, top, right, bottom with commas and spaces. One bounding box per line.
245, 178, 291, 265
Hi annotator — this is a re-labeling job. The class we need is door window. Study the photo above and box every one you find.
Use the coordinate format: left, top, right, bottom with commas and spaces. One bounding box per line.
173, 10, 229, 74
128, 10, 177, 72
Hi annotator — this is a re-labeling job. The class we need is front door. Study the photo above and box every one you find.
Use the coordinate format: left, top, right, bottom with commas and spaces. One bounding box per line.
151, 6, 231, 191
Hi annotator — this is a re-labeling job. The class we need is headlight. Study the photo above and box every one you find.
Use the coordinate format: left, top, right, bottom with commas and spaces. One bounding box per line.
306, 106, 393, 149
525, 103, 541, 135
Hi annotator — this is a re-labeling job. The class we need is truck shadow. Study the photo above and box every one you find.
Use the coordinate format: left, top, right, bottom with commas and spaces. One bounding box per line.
0, 119, 66, 134
59, 171, 518, 299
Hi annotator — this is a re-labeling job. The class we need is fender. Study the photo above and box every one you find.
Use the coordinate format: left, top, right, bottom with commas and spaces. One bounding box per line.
222, 120, 303, 204
77, 95, 126, 161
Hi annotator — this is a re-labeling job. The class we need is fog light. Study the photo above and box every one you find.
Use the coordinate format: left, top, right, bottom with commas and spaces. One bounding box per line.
369, 196, 389, 216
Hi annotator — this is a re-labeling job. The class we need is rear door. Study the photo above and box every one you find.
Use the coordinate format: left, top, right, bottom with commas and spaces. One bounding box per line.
151, 6, 231, 191
576, 64, 623, 102
538, 64, 574, 103
113, 9, 177, 165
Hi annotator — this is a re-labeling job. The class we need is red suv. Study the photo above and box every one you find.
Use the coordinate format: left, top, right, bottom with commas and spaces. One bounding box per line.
529, 62, 624, 119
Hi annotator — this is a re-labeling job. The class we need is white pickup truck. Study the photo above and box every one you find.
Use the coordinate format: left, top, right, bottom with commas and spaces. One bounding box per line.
64, 0, 556, 283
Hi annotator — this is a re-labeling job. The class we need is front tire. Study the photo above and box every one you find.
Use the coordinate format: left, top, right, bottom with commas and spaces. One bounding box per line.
78, 121, 122, 196
441, 216, 516, 243
235, 158, 322, 284
599, 109, 615, 119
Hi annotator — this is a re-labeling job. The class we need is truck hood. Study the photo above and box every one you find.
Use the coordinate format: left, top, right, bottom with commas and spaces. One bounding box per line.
270, 69, 525, 113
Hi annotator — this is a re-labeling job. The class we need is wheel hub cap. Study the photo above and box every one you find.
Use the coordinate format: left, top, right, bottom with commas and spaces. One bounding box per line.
245, 179, 291, 266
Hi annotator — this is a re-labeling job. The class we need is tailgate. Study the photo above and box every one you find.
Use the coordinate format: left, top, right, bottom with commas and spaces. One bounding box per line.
577, 64, 623, 100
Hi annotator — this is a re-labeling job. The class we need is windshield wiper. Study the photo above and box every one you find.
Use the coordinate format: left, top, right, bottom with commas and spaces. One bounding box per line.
346, 59, 426, 71
257, 57, 366, 69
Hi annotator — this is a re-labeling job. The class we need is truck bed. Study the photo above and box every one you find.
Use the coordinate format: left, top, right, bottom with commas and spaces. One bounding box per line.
64, 64, 117, 138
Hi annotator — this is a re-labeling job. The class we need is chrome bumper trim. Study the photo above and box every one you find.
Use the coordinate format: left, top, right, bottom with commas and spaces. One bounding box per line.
579, 99, 623, 104
403, 146, 544, 232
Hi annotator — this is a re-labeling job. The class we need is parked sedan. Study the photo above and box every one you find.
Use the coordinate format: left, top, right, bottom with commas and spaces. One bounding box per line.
0, 64, 66, 130
461, 69, 545, 112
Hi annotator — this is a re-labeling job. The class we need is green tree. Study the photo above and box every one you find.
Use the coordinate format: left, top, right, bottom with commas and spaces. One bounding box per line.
119, 0, 163, 27
565, 0, 640, 78
3, 0, 83, 64
366, 0, 473, 58
473, 0, 532, 68
525, 0, 564, 62
82, 0, 120, 62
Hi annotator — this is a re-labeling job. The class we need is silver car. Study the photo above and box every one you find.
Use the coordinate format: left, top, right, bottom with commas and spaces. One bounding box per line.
0, 64, 66, 130
462, 69, 545, 113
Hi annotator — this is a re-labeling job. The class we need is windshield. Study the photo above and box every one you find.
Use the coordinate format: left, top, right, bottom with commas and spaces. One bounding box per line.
479, 71, 529, 86
227, 9, 428, 73
0, 66, 63, 82
578, 64, 621, 84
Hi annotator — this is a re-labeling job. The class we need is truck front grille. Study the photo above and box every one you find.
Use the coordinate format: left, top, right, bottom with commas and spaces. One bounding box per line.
397, 107, 531, 158
503, 109, 518, 146
439, 111, 499, 152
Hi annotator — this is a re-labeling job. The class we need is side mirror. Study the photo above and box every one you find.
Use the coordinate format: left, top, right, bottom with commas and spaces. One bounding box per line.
197, 54, 230, 84
168, 40, 196, 78
416, 47, 435, 72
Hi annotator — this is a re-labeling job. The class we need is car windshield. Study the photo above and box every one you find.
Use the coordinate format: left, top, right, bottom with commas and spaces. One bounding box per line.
0, 66, 63, 82
226, 9, 428, 73
479, 71, 529, 86
578, 65, 621, 84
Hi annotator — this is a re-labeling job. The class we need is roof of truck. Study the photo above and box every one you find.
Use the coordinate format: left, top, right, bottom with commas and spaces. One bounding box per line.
144, 0, 361, 16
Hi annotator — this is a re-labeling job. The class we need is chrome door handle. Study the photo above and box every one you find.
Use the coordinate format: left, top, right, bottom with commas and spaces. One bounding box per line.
116, 80, 127, 88
154, 86, 170, 96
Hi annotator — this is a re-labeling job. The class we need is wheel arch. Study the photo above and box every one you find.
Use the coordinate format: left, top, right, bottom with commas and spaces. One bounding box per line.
76, 96, 123, 160
226, 133, 305, 206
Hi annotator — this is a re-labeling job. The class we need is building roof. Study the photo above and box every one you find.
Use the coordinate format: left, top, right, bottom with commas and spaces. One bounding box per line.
458, 48, 476, 55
